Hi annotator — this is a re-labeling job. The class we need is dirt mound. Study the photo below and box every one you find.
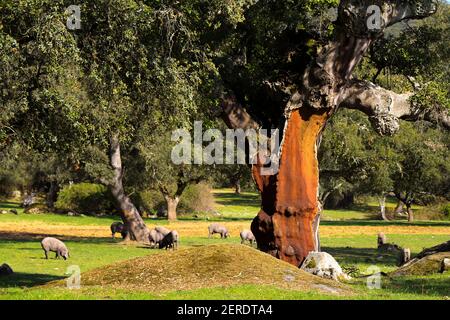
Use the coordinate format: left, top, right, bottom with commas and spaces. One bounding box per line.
52, 244, 351, 295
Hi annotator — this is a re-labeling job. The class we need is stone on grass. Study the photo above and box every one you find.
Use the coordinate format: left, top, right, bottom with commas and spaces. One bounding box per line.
441, 258, 450, 273
300, 251, 350, 281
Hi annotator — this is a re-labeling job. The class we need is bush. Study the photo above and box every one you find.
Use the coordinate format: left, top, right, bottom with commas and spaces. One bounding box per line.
131, 191, 165, 215
179, 182, 215, 214
442, 204, 450, 217
55, 183, 116, 215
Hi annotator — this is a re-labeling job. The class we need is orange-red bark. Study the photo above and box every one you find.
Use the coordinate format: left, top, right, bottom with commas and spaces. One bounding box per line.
251, 108, 330, 266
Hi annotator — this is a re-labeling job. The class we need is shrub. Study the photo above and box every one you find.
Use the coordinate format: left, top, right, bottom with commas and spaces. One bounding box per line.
179, 182, 215, 214
442, 204, 450, 217
55, 183, 116, 215
131, 191, 165, 215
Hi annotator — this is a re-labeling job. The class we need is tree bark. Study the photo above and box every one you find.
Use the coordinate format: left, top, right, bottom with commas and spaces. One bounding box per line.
165, 195, 179, 221
109, 134, 149, 242
251, 108, 330, 266
234, 179, 241, 194
378, 195, 389, 221
46, 180, 59, 210
394, 200, 404, 216
406, 204, 414, 222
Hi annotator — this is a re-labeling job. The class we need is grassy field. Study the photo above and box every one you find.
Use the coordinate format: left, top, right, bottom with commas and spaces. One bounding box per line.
0, 188, 449, 300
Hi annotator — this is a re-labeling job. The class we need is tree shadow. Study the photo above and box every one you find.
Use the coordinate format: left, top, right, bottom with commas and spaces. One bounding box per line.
320, 220, 450, 227
0, 272, 64, 288
0, 201, 21, 209
213, 192, 260, 207
321, 246, 400, 267
0, 231, 114, 244
386, 276, 450, 297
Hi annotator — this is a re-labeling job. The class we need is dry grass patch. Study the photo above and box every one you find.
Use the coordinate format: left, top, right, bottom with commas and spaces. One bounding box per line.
0, 220, 448, 239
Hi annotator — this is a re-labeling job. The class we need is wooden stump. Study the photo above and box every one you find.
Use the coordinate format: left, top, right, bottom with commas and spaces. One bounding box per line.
377, 233, 387, 248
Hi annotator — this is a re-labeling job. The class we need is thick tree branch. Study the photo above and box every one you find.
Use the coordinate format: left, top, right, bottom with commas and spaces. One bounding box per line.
341, 80, 450, 135
221, 93, 260, 130
337, 0, 438, 36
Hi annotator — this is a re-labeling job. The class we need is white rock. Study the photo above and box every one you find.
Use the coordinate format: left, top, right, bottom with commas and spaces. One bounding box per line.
442, 258, 450, 272
300, 251, 350, 281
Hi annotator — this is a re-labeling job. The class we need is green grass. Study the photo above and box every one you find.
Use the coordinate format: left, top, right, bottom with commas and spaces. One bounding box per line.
212, 189, 260, 219
0, 190, 449, 300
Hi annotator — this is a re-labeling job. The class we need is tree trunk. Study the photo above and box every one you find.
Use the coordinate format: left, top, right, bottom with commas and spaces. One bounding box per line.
378, 195, 389, 221
251, 108, 329, 266
46, 181, 59, 210
165, 196, 179, 221
406, 204, 414, 222
234, 179, 241, 194
394, 200, 404, 216
109, 134, 149, 242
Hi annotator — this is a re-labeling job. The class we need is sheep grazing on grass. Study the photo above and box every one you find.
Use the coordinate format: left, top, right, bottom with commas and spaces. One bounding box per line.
149, 228, 165, 248
41, 237, 69, 260
110, 222, 128, 239
159, 230, 179, 250
208, 223, 229, 239
240, 229, 255, 246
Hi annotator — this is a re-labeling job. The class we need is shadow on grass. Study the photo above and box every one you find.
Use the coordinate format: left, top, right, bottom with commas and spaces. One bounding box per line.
386, 276, 450, 297
322, 246, 400, 267
214, 192, 260, 207
321, 220, 450, 227
0, 231, 114, 244
0, 201, 21, 209
0, 272, 65, 288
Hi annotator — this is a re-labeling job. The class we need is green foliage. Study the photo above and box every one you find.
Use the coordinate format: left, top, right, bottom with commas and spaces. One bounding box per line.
131, 190, 165, 215
55, 183, 116, 215
320, 109, 450, 208
179, 182, 215, 213
441, 203, 450, 216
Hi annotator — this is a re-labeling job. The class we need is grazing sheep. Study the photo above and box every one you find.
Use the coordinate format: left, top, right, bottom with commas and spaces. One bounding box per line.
159, 230, 178, 250
155, 226, 171, 236
208, 223, 229, 239
110, 222, 128, 239
240, 229, 255, 246
41, 237, 69, 260
149, 228, 165, 247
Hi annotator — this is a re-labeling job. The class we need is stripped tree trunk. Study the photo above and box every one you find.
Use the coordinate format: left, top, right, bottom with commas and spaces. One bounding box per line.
109, 134, 149, 242
251, 108, 330, 265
